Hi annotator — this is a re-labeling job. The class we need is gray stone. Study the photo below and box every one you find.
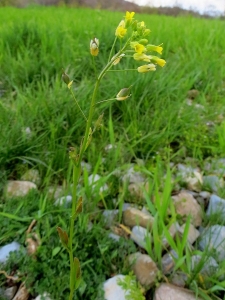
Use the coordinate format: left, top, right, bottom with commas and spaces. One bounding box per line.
108, 233, 121, 242
127, 252, 159, 287
102, 210, 119, 228
179, 223, 200, 244
88, 174, 108, 193
123, 207, 154, 229
12, 284, 29, 300
5, 181, 37, 198
198, 225, 225, 262
121, 165, 145, 184
54, 195, 72, 207
0, 242, 22, 264
170, 271, 188, 287
162, 222, 180, 248
172, 191, 202, 226
4, 286, 18, 300
191, 254, 218, 277
130, 226, 151, 250
162, 250, 178, 275
154, 283, 203, 300
103, 275, 130, 300
206, 194, 225, 219
203, 175, 224, 193
199, 191, 211, 199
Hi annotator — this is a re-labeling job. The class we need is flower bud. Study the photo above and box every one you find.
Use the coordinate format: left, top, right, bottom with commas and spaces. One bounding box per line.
116, 87, 132, 101
138, 39, 148, 45
146, 44, 163, 54
137, 64, 156, 73
90, 38, 99, 56
62, 69, 70, 84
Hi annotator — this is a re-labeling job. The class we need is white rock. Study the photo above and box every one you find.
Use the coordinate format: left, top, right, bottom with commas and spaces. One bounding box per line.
102, 210, 119, 228
54, 195, 72, 206
5, 181, 37, 198
34, 292, 52, 300
0, 242, 22, 263
104, 275, 130, 300
131, 226, 150, 250
4, 286, 18, 300
88, 174, 108, 193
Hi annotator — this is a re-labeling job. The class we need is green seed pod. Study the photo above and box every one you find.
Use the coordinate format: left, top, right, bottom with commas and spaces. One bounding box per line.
62, 69, 70, 84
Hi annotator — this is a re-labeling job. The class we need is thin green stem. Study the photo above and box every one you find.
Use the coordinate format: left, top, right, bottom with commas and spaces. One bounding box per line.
108, 36, 117, 63
94, 98, 116, 105
92, 56, 97, 79
69, 164, 81, 300
68, 42, 129, 300
69, 89, 87, 122
107, 69, 137, 72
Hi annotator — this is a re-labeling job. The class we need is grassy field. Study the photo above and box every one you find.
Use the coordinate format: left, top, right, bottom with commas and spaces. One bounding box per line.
0, 6, 225, 300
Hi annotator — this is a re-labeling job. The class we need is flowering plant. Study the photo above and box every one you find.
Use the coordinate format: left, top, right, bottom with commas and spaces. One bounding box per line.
60, 11, 166, 300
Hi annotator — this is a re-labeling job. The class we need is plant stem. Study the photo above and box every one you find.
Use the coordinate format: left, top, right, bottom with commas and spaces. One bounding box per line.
68, 44, 127, 300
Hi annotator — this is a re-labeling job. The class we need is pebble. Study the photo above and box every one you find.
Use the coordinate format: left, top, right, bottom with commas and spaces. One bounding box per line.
130, 226, 150, 250
123, 207, 154, 229
179, 223, 200, 244
206, 194, 225, 219
88, 174, 108, 193
121, 165, 145, 184
154, 283, 203, 300
4, 181, 37, 198
102, 210, 119, 228
127, 252, 159, 287
4, 286, 18, 300
103, 275, 130, 300
191, 254, 218, 277
198, 225, 225, 262
0, 241, 22, 264
54, 195, 72, 206
172, 191, 202, 226
203, 175, 224, 193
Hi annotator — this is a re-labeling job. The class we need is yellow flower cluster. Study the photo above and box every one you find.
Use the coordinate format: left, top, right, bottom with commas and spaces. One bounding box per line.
114, 11, 166, 73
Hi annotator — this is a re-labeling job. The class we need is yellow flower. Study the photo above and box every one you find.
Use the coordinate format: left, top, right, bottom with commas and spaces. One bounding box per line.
115, 20, 127, 38
147, 44, 163, 54
137, 64, 156, 73
125, 11, 135, 21
150, 56, 166, 67
90, 38, 99, 56
133, 53, 151, 62
130, 42, 146, 54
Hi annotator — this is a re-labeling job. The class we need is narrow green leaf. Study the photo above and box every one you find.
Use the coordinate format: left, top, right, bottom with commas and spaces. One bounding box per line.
74, 257, 82, 290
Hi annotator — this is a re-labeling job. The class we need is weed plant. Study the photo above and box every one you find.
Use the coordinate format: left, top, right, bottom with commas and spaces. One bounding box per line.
0, 5, 225, 300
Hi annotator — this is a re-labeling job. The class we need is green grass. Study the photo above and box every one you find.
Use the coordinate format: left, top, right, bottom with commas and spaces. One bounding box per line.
0, 6, 225, 300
